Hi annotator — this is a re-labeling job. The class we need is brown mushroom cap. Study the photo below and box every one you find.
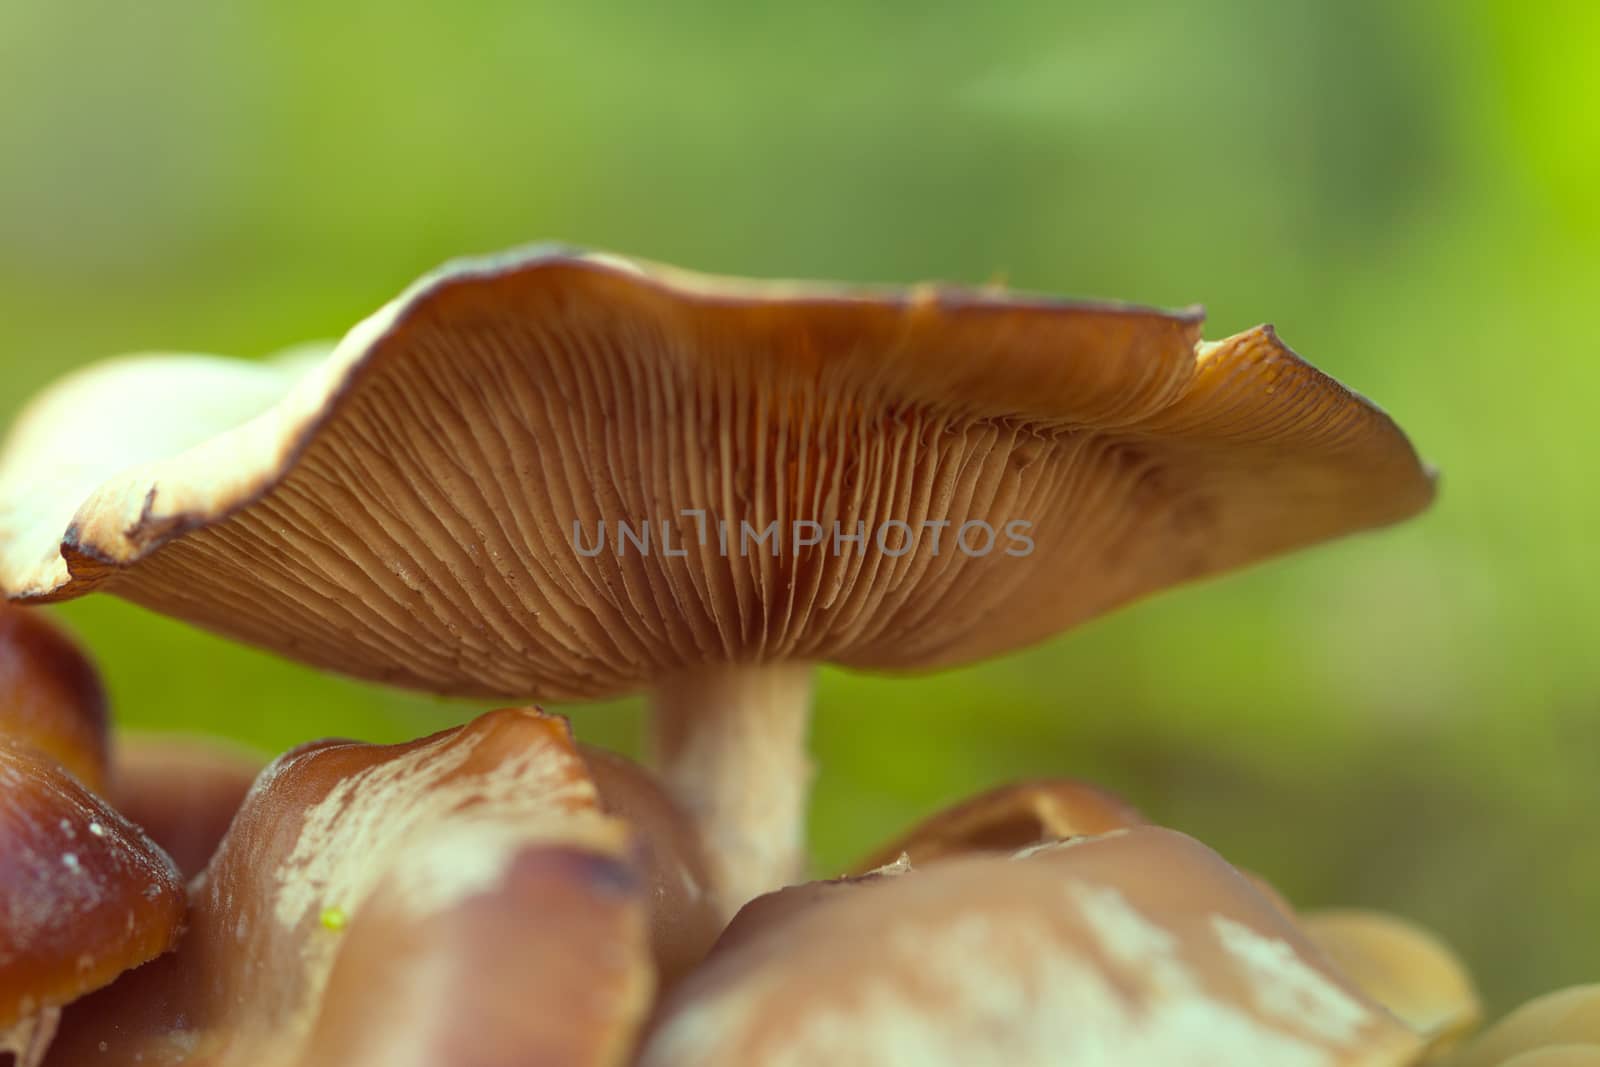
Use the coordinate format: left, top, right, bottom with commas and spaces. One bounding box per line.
0, 605, 108, 791
108, 733, 265, 876
0, 246, 1432, 696
1300, 908, 1480, 1054
640, 827, 1423, 1066
45, 707, 655, 1067
706, 856, 913, 959
0, 739, 184, 1031
581, 745, 720, 990
851, 777, 1147, 872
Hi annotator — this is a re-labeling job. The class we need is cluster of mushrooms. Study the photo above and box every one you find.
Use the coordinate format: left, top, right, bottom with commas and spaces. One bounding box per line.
0, 247, 1592, 1066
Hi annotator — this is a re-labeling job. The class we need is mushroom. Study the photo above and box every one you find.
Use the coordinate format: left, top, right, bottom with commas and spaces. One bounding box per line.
639, 826, 1424, 1066
581, 745, 721, 990
1493, 1050, 1600, 1067
0, 604, 108, 790
45, 707, 657, 1067
0, 247, 1435, 913
1300, 909, 1480, 1056
1445, 986, 1600, 1067
108, 734, 265, 875
850, 777, 1147, 872
704, 855, 915, 959
0, 603, 185, 1067
0, 740, 185, 1067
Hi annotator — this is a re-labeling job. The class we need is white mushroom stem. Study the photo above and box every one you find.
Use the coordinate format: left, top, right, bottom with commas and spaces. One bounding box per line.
648, 662, 816, 919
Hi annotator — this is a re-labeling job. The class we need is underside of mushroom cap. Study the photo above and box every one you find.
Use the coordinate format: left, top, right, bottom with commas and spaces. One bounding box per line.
0, 247, 1434, 698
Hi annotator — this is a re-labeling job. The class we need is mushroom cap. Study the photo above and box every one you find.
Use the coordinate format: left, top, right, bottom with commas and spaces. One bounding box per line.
0, 248, 1433, 699
851, 777, 1147, 872
640, 826, 1423, 1067
0, 604, 108, 790
296, 829, 650, 1067
581, 745, 720, 990
705, 856, 915, 959
45, 707, 655, 1067
108, 733, 266, 875
1300, 908, 1480, 1054
1496, 1049, 1600, 1067
1449, 986, 1600, 1067
0, 738, 184, 1030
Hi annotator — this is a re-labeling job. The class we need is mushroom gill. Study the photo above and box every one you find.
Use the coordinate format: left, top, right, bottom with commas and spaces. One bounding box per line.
0, 247, 1436, 912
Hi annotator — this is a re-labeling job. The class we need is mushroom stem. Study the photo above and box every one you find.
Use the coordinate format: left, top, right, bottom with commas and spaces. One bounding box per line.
648, 662, 815, 919
1, 1006, 61, 1067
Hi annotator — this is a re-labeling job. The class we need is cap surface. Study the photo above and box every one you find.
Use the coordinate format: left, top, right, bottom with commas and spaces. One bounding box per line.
582, 746, 720, 989
852, 777, 1147, 872
1301, 908, 1480, 1054
47, 707, 654, 1067
1496, 1048, 1600, 1067
0, 604, 108, 790
109, 733, 266, 875
1450, 987, 1600, 1067
641, 826, 1423, 1067
0, 248, 1434, 699
0, 739, 184, 1030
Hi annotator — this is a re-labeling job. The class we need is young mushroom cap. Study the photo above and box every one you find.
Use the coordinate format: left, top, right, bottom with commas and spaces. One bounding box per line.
0, 246, 1436, 912
851, 777, 1147, 872
1300, 908, 1480, 1055
46, 708, 656, 1067
703, 855, 915, 959
0, 605, 109, 791
640, 826, 1423, 1067
580, 745, 721, 990
0, 740, 185, 1036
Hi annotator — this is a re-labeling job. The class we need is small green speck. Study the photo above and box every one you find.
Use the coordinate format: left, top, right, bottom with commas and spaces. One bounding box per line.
319, 906, 348, 932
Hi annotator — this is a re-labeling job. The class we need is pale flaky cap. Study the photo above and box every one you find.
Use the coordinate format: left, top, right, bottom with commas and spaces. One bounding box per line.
47, 708, 656, 1067
0, 246, 1433, 699
640, 827, 1423, 1067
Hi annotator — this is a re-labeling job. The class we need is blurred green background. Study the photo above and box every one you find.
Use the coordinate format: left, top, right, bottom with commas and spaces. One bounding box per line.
2, 0, 1595, 1011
